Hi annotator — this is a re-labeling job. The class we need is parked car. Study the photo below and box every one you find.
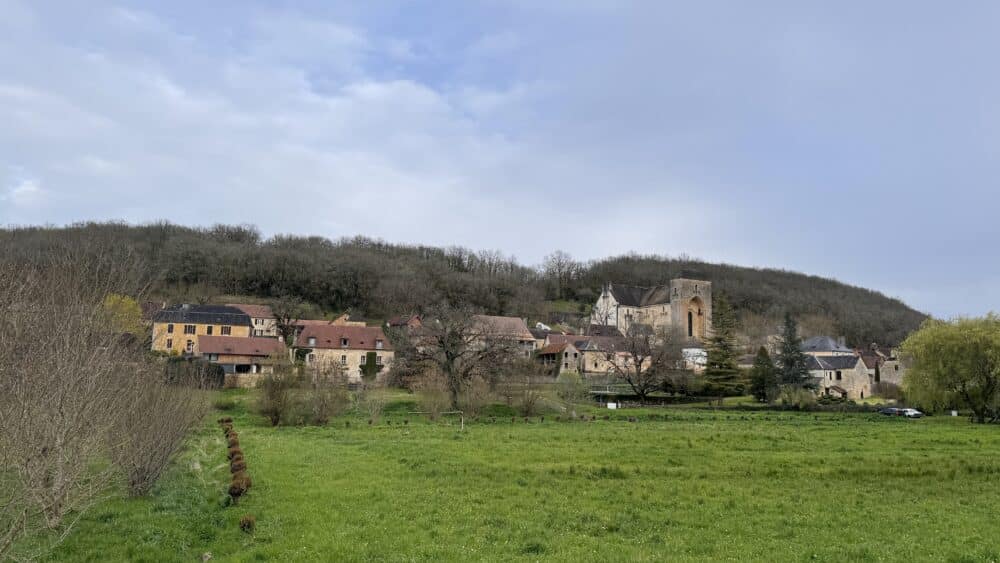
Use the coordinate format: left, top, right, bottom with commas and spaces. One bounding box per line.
879, 407, 923, 418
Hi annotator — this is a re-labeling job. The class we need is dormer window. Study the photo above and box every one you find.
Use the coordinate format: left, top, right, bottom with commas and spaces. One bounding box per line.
307, 336, 316, 347
375, 339, 383, 349
341, 338, 349, 348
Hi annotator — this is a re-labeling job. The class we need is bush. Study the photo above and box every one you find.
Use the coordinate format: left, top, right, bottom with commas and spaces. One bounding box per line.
228, 472, 252, 503
459, 376, 494, 417
226, 435, 240, 449
305, 369, 350, 425
227, 447, 243, 461
239, 514, 256, 534
213, 397, 237, 411
230, 460, 247, 473
556, 372, 588, 403
257, 371, 298, 426
412, 369, 451, 420
777, 386, 818, 410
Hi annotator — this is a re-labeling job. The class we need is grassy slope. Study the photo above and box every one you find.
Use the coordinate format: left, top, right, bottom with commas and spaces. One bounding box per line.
50, 392, 1000, 562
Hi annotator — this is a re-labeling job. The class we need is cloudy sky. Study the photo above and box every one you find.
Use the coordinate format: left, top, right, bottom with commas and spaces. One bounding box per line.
2, 1, 998, 318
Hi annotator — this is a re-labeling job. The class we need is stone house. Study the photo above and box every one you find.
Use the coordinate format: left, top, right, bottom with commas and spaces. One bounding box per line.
809, 355, 872, 400
545, 334, 625, 377
470, 315, 536, 358
151, 304, 252, 356
198, 335, 286, 388
227, 303, 278, 338
537, 342, 581, 375
591, 279, 712, 341
295, 324, 393, 383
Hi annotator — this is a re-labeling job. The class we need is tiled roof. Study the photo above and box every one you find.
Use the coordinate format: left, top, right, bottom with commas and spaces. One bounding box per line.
226, 303, 274, 319
801, 336, 853, 354
198, 335, 285, 357
153, 305, 251, 326
295, 325, 392, 351
608, 284, 672, 307
537, 342, 569, 355
808, 355, 863, 370
470, 315, 534, 340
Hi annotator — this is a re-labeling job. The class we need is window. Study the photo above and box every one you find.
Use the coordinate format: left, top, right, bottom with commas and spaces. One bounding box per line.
255, 318, 262, 325
894, 365, 900, 372
184, 324, 196, 335
207, 325, 213, 335
308, 336, 316, 346
185, 340, 194, 353
208, 354, 218, 361
166, 338, 172, 349
564, 362, 569, 369
376, 355, 382, 366
307, 353, 316, 364
564, 352, 568, 358
341, 338, 349, 348
221, 326, 232, 335
340, 355, 347, 365
375, 339, 383, 349
360, 355, 367, 365
836, 371, 842, 381
167, 324, 174, 334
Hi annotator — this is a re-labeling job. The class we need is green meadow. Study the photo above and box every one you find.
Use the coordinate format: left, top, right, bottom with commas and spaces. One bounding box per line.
49, 392, 1000, 562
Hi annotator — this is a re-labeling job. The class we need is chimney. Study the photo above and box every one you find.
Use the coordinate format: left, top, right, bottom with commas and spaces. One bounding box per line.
838, 336, 846, 348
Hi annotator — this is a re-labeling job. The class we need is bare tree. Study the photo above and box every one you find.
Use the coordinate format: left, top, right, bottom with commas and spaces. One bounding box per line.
541, 250, 580, 300
394, 303, 521, 408
0, 243, 203, 559
270, 296, 309, 345
605, 326, 685, 402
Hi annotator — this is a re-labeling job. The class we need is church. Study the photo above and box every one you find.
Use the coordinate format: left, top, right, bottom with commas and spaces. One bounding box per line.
591, 279, 712, 341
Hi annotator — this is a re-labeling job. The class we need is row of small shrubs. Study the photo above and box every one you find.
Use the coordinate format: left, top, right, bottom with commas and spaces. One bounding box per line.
218, 417, 255, 534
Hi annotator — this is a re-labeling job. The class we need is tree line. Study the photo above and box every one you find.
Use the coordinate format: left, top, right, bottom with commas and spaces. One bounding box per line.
0, 222, 927, 346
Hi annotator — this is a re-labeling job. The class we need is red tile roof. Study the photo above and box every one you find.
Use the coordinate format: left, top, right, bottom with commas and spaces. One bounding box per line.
295, 325, 392, 351
538, 342, 569, 355
226, 304, 274, 319
198, 335, 285, 357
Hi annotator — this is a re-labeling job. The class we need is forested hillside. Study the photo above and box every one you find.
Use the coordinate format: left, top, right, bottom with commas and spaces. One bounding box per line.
0, 222, 927, 346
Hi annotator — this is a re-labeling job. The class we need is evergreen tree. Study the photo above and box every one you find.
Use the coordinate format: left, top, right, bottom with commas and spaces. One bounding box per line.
776, 313, 813, 388
703, 293, 742, 395
748, 346, 778, 402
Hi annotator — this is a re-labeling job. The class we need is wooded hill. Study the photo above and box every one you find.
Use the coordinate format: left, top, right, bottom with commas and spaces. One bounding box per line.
0, 222, 927, 347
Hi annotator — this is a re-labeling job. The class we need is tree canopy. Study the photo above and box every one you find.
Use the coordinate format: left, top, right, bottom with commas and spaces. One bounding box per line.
902, 316, 1000, 423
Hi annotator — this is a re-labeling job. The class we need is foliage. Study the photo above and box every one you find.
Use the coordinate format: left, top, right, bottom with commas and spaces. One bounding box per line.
703, 293, 743, 394
0, 223, 925, 346
777, 386, 818, 410
902, 316, 1000, 423
256, 368, 299, 426
775, 313, 813, 389
749, 347, 779, 403
555, 372, 589, 403
101, 293, 145, 335
411, 367, 452, 420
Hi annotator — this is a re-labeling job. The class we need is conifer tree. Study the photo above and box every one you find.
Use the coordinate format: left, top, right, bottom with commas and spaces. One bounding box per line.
776, 313, 813, 388
703, 293, 742, 395
749, 346, 778, 402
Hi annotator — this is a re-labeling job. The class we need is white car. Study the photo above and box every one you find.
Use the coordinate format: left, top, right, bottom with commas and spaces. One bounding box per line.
900, 408, 924, 418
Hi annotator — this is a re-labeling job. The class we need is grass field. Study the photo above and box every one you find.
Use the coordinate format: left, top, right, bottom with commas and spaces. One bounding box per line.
47, 391, 1000, 562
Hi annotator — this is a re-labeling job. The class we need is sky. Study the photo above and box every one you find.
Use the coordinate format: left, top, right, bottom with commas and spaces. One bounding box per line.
2, 1, 999, 319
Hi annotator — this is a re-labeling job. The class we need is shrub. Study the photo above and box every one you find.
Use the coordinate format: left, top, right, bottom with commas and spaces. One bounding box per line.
213, 398, 237, 411
556, 372, 589, 403
227, 447, 243, 461
230, 460, 247, 473
239, 514, 256, 534
413, 370, 451, 420
227, 436, 240, 449
459, 376, 494, 417
218, 417, 233, 425
256, 370, 298, 426
778, 386, 818, 410
305, 368, 350, 425
228, 472, 251, 503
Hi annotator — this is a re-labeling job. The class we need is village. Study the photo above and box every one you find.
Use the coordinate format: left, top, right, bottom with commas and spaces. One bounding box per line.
147, 276, 907, 403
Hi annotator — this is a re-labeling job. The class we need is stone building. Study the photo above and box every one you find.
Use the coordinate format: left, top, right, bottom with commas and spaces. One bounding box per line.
591, 278, 712, 341
198, 335, 286, 388
151, 304, 252, 355
809, 355, 872, 400
227, 303, 279, 338
296, 324, 393, 383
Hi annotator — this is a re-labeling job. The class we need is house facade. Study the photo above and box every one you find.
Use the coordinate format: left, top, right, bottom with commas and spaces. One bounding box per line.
198, 335, 286, 388
227, 304, 278, 338
295, 324, 393, 383
537, 342, 581, 375
591, 278, 712, 341
470, 315, 536, 358
809, 355, 872, 400
151, 304, 252, 355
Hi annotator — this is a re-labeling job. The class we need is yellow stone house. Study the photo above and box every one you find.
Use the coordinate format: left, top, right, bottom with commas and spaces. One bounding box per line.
151, 304, 252, 355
